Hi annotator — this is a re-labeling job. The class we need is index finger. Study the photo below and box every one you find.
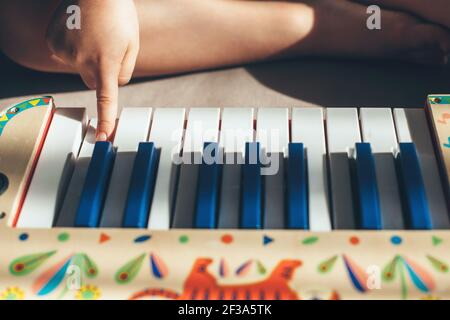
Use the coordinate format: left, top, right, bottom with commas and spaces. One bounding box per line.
95, 61, 120, 141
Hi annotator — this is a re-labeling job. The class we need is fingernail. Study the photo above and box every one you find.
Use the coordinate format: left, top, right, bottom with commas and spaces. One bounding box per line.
96, 131, 108, 141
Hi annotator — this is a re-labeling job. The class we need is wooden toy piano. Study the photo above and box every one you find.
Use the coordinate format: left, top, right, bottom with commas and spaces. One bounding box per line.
0, 96, 449, 300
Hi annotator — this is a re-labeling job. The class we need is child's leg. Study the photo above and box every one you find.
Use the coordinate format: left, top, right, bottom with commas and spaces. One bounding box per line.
132, 0, 450, 76
354, 0, 450, 29
1, 0, 449, 78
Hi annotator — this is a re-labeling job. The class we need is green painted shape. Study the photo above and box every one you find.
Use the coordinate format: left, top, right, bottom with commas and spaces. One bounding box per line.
427, 255, 449, 273
432, 236, 443, 246
382, 255, 399, 282
317, 255, 338, 274
115, 253, 146, 284
429, 95, 450, 104
9, 250, 56, 276
76, 253, 99, 278
302, 236, 319, 245
256, 260, 266, 275
399, 262, 408, 300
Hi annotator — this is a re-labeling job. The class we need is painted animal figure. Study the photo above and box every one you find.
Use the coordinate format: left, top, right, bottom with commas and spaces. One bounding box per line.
130, 258, 302, 300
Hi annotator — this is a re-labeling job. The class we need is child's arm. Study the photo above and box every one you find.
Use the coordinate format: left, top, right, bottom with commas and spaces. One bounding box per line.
46, 0, 140, 140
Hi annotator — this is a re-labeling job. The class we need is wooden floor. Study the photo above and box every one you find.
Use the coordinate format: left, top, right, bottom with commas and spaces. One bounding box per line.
1, 52, 450, 115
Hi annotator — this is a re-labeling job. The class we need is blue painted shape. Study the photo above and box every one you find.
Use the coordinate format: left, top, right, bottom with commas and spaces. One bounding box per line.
286, 143, 308, 229
75, 141, 115, 228
123, 142, 159, 228
397, 143, 432, 229
37, 258, 72, 296
194, 142, 221, 229
133, 235, 152, 243
240, 142, 262, 229
355, 143, 382, 230
263, 235, 273, 246
343, 258, 366, 293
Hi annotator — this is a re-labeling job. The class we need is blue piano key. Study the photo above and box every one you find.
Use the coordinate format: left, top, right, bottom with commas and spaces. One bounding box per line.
75, 141, 115, 228
287, 143, 308, 229
397, 143, 432, 229
194, 142, 221, 229
123, 142, 160, 228
355, 143, 382, 230
240, 142, 262, 229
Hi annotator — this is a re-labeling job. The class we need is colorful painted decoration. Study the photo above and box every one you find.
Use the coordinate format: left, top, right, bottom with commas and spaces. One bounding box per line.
0, 97, 51, 136
31, 253, 98, 297
402, 257, 435, 292
219, 258, 229, 278
75, 284, 101, 300
0, 287, 25, 300
32, 254, 73, 296
302, 236, 319, 245
382, 255, 436, 299
80, 254, 99, 278
235, 260, 253, 277
134, 235, 151, 243
9, 251, 56, 276
382, 256, 399, 282
429, 95, 450, 104
256, 260, 267, 275
115, 253, 145, 284
432, 236, 443, 246
130, 258, 301, 300
99, 233, 111, 244
427, 255, 449, 273
150, 253, 168, 279
342, 255, 369, 293
318, 255, 338, 274
263, 235, 273, 246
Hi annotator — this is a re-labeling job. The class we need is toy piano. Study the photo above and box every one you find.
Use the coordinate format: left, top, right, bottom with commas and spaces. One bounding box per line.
0, 96, 449, 300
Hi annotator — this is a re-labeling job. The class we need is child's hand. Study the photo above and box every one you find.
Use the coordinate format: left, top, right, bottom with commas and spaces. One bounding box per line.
46, 0, 140, 140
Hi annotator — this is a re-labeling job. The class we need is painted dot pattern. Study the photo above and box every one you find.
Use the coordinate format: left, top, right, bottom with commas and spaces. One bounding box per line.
18, 233, 28, 241
349, 236, 359, 245
179, 235, 189, 244
58, 232, 70, 242
221, 234, 233, 244
391, 235, 402, 245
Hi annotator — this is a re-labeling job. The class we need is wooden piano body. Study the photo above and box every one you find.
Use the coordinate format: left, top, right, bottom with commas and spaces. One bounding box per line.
0, 96, 449, 300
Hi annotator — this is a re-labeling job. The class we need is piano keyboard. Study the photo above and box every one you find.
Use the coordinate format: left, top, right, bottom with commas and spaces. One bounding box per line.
1, 96, 450, 300
11, 104, 450, 231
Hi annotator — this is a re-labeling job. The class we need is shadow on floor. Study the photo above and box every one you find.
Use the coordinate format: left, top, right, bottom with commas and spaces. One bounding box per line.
2, 52, 449, 107
246, 57, 450, 107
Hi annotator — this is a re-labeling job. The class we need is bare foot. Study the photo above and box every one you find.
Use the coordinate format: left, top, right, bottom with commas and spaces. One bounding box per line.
353, 0, 450, 29
297, 0, 450, 65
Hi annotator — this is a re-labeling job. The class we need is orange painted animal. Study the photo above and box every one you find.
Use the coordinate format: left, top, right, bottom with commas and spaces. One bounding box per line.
130, 258, 303, 300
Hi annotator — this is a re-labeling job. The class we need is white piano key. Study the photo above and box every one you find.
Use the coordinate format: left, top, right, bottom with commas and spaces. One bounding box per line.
360, 108, 397, 154
55, 119, 97, 227
326, 108, 361, 229
394, 108, 450, 229
183, 108, 221, 154
360, 108, 404, 229
292, 108, 331, 231
256, 108, 289, 155
17, 108, 86, 228
256, 108, 289, 229
147, 108, 186, 230
326, 108, 361, 155
218, 108, 253, 229
172, 108, 220, 228
393, 109, 413, 143
219, 108, 254, 155
100, 108, 152, 227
